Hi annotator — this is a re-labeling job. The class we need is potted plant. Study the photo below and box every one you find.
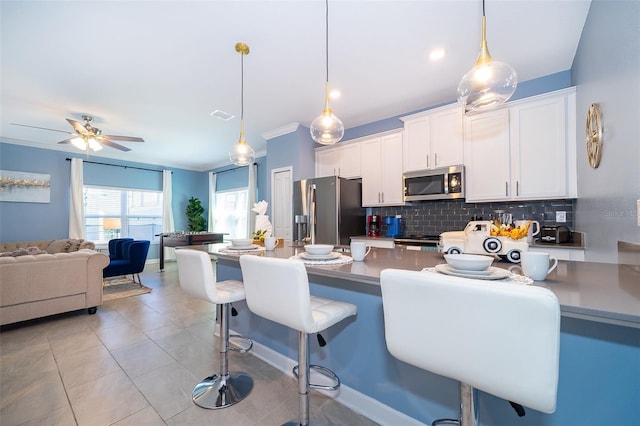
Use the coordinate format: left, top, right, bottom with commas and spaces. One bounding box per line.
186, 196, 207, 232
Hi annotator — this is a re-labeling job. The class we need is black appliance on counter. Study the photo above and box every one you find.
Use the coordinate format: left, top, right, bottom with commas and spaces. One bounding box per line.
393, 234, 440, 252
539, 226, 571, 243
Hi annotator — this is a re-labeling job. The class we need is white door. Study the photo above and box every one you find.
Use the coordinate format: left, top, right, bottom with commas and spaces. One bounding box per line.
271, 167, 293, 241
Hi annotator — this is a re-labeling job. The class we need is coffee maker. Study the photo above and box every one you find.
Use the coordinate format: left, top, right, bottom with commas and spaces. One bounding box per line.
367, 215, 381, 237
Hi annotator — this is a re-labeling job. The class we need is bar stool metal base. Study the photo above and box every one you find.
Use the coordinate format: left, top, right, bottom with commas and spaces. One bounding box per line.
192, 371, 253, 409
432, 383, 478, 426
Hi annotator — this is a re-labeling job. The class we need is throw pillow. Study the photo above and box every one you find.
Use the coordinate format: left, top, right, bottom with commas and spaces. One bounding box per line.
47, 239, 71, 254
65, 239, 84, 252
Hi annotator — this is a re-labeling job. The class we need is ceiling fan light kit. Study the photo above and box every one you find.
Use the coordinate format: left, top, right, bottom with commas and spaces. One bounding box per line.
229, 42, 256, 167
457, 0, 517, 113
310, 0, 344, 145
11, 114, 144, 152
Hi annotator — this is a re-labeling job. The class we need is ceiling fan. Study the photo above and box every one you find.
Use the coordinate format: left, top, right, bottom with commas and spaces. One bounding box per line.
11, 115, 144, 152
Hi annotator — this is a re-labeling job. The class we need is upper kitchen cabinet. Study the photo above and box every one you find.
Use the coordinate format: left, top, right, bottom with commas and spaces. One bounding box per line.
315, 142, 361, 179
401, 103, 464, 172
464, 88, 577, 202
360, 131, 404, 207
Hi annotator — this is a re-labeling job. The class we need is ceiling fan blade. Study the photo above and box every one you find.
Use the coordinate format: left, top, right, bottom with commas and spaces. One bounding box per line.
66, 118, 89, 135
103, 135, 145, 142
57, 138, 74, 144
100, 139, 131, 151
10, 122, 73, 134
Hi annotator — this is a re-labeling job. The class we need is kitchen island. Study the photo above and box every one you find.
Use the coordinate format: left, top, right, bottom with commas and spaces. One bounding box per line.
208, 245, 639, 426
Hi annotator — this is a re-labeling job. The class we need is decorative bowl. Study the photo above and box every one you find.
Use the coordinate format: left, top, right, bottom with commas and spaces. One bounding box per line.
304, 244, 334, 256
230, 238, 253, 248
444, 254, 494, 271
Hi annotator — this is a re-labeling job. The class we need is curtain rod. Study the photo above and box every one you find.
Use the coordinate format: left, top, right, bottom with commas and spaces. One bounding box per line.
65, 158, 167, 173
212, 163, 258, 175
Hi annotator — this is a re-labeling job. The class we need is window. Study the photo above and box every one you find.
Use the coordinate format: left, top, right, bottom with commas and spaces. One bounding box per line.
214, 188, 248, 239
84, 186, 163, 244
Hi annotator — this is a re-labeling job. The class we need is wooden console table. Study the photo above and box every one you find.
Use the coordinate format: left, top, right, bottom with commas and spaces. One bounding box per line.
158, 232, 225, 270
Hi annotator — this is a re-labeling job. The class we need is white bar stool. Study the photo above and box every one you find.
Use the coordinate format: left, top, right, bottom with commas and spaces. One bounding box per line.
239, 255, 357, 426
175, 249, 254, 409
380, 269, 560, 426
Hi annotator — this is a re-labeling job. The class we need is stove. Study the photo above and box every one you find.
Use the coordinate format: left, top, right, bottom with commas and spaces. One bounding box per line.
393, 234, 441, 251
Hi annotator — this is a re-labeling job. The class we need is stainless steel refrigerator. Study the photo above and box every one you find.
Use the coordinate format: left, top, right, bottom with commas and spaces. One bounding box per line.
293, 176, 365, 245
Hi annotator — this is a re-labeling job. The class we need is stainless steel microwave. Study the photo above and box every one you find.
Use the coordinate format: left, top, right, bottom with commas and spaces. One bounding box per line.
403, 165, 465, 201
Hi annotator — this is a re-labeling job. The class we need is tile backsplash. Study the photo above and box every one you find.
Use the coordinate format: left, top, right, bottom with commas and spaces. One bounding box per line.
374, 199, 576, 237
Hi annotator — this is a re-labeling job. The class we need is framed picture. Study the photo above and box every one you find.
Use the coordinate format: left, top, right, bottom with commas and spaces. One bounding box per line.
0, 169, 51, 203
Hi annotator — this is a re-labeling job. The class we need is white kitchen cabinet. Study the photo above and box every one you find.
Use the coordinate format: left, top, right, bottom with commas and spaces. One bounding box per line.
315, 143, 361, 179
360, 132, 404, 206
464, 88, 576, 202
401, 103, 464, 172
464, 108, 511, 201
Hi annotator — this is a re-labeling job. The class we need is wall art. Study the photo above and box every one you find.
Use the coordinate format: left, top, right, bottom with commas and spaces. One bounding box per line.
0, 169, 51, 203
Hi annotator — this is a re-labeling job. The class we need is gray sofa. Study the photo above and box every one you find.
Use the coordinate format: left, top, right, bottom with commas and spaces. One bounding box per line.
0, 239, 109, 326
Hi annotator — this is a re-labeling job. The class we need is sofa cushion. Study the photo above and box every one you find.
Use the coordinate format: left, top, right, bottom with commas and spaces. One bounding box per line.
0, 240, 53, 252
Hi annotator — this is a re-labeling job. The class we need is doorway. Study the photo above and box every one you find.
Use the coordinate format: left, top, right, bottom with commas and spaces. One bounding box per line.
271, 166, 293, 241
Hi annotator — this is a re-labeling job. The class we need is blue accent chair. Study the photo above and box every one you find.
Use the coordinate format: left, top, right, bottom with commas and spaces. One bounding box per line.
103, 240, 151, 286
108, 238, 134, 261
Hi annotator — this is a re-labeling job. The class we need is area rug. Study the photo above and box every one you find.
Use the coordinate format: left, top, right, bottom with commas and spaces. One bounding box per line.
103, 277, 152, 301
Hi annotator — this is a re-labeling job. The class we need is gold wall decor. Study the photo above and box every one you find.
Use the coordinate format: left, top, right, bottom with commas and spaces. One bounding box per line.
586, 103, 603, 168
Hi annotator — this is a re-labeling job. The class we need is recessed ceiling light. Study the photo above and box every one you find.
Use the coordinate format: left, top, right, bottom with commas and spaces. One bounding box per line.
210, 109, 235, 121
429, 48, 447, 61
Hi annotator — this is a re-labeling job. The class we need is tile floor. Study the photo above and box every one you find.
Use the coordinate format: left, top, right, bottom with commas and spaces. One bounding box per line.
0, 262, 379, 426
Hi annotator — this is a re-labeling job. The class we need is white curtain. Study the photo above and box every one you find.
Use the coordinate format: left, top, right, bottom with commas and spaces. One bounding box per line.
208, 172, 217, 232
69, 158, 84, 239
246, 163, 257, 237
162, 170, 175, 260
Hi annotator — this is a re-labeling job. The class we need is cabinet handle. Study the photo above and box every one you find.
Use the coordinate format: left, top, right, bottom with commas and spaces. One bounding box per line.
381, 192, 384, 203
516, 181, 519, 196
426, 154, 429, 168
434, 153, 438, 167
505, 182, 509, 197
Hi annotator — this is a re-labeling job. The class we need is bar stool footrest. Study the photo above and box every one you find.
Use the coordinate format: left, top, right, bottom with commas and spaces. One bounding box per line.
228, 334, 253, 353
293, 364, 341, 391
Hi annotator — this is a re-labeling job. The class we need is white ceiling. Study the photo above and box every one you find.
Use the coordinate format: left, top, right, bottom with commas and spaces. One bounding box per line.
0, 0, 591, 172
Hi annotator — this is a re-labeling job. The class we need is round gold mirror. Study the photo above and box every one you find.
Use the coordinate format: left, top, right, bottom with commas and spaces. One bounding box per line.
586, 103, 603, 168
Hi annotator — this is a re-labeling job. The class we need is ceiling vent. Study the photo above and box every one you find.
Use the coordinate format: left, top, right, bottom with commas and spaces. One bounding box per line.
210, 110, 235, 121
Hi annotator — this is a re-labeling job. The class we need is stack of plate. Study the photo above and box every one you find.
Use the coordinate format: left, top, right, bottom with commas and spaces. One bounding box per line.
300, 244, 340, 261
229, 239, 258, 251
436, 254, 509, 280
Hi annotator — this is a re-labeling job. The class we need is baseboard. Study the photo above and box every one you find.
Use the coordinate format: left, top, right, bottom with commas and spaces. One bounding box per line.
238, 329, 424, 426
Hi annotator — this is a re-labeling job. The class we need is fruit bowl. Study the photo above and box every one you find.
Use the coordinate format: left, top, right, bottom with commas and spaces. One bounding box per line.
304, 244, 334, 256
444, 254, 494, 271
230, 238, 253, 248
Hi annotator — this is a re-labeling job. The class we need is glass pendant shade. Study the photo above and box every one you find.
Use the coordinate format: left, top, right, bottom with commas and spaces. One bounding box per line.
457, 59, 517, 112
310, 106, 344, 145
457, 5, 517, 113
229, 139, 255, 166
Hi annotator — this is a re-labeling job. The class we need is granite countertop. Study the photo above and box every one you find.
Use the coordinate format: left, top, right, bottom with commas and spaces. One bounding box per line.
207, 244, 640, 329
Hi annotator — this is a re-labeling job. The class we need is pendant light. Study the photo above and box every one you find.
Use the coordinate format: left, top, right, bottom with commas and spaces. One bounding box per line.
229, 42, 256, 166
457, 0, 517, 113
310, 0, 344, 145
